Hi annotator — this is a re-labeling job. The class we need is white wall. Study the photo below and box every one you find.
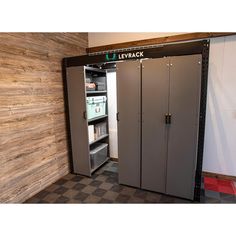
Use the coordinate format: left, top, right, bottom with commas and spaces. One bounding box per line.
88, 32, 186, 47
203, 35, 236, 176
107, 71, 118, 159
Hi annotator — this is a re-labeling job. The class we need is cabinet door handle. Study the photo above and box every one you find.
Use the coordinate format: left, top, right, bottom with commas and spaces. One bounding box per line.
169, 113, 172, 124
165, 114, 172, 124
116, 112, 120, 122
83, 111, 87, 120
165, 114, 169, 124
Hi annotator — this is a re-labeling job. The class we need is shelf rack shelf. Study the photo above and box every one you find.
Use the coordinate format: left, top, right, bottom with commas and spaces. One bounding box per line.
88, 115, 108, 123
89, 134, 109, 145
86, 90, 107, 95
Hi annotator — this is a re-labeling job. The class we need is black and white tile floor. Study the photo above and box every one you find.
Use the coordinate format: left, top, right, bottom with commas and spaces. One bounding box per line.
25, 161, 236, 204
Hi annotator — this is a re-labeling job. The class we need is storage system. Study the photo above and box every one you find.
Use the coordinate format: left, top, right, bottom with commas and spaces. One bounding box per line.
63, 41, 209, 201
66, 66, 109, 176
117, 55, 202, 200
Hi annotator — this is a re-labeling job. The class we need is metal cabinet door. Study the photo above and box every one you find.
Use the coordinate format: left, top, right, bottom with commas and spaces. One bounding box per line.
117, 61, 141, 188
141, 58, 169, 193
66, 66, 91, 176
166, 55, 202, 200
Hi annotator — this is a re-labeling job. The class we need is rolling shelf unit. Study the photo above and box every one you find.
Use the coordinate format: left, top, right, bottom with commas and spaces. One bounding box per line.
85, 66, 110, 175
66, 65, 110, 177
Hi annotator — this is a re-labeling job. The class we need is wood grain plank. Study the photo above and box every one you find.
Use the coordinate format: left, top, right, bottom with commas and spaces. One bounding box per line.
86, 32, 236, 53
202, 171, 236, 181
0, 153, 69, 203
0, 33, 87, 203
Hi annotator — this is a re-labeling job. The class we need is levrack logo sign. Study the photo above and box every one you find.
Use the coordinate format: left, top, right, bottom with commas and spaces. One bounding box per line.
118, 51, 144, 60
105, 51, 144, 61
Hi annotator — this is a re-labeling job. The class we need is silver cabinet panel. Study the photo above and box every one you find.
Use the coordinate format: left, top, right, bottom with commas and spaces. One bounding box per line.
117, 61, 141, 188
166, 55, 202, 200
66, 66, 91, 176
141, 58, 169, 193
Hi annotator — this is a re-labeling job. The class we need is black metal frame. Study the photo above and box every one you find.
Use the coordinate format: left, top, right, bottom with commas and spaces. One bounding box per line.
62, 40, 210, 202
194, 41, 210, 202
64, 41, 206, 67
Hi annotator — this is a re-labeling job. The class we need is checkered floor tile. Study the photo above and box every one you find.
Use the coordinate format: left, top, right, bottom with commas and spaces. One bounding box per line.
200, 177, 236, 203
25, 161, 236, 204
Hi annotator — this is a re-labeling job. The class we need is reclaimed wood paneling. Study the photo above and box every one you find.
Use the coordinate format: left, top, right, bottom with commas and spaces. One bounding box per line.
0, 33, 88, 203
86, 32, 236, 53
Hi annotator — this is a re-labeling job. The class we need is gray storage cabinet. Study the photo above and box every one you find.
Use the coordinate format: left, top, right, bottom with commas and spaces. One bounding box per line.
116, 61, 141, 188
141, 55, 202, 200
117, 55, 202, 200
66, 55, 202, 200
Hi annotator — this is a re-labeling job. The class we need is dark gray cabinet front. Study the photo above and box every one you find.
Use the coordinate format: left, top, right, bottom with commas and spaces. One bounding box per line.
166, 55, 202, 200
141, 58, 169, 193
140, 55, 202, 200
117, 61, 141, 188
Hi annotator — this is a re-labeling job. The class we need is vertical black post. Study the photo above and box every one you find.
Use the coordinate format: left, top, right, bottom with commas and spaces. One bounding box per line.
194, 40, 210, 202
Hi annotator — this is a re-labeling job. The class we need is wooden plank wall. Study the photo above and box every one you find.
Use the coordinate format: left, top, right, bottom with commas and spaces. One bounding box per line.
0, 33, 88, 203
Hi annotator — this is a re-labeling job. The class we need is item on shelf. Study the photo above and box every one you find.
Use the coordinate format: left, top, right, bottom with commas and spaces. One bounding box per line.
90, 143, 108, 170
86, 82, 96, 91
86, 96, 107, 120
94, 122, 107, 139
88, 125, 95, 143
96, 81, 106, 91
